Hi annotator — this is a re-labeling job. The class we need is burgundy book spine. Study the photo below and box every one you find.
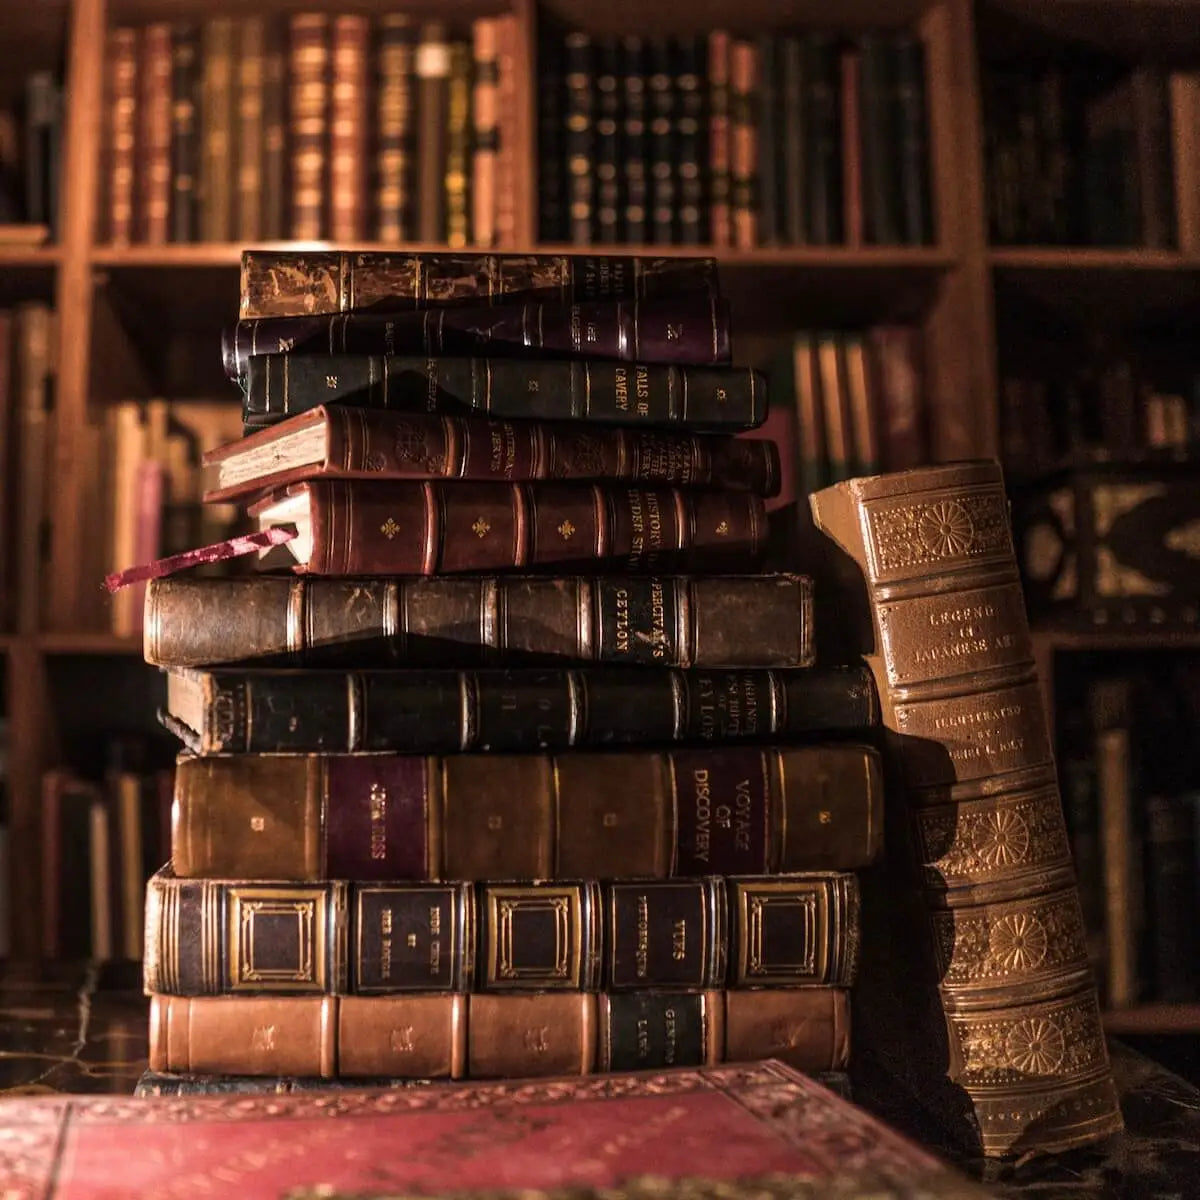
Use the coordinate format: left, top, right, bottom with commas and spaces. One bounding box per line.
223, 295, 731, 378
252, 479, 765, 575
212, 406, 780, 498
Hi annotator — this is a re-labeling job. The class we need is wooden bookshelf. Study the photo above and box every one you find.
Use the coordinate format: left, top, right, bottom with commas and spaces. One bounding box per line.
0, 0, 1194, 1016
1104, 1005, 1200, 1037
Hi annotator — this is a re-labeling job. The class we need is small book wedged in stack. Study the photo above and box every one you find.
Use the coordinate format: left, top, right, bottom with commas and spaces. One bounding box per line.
138, 250, 885, 1094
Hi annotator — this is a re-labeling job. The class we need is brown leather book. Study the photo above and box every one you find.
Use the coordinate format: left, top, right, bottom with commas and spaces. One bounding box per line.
143, 573, 815, 669
136, 24, 172, 244
471, 19, 500, 248
144, 871, 860, 995
105, 27, 138, 245
329, 15, 368, 242
729, 39, 759, 250
239, 250, 719, 319
808, 461, 1122, 1157
234, 18, 265, 242
375, 14, 415, 242
147, 989, 850, 1078
169, 744, 883, 881
247, 478, 765, 575
199, 18, 235, 243
202, 406, 780, 502
840, 46, 864, 248
289, 13, 329, 240
493, 14, 519, 247
260, 17, 287, 240
445, 40, 472, 247
416, 22, 451, 242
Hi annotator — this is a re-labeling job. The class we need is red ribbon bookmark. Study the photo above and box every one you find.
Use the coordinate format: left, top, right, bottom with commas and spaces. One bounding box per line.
103, 526, 298, 593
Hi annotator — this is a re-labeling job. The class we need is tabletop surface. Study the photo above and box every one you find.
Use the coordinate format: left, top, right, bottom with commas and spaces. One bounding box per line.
0, 961, 1197, 1198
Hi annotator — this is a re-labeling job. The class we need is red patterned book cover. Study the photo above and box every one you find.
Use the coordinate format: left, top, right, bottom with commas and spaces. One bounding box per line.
2, 1061, 983, 1198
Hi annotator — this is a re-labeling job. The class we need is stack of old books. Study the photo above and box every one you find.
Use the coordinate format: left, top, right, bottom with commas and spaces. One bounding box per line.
136, 249, 885, 1093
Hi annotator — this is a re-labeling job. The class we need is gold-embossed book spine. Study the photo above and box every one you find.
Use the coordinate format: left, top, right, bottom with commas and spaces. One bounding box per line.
147, 987, 850, 1079
809, 461, 1121, 1158
144, 871, 859, 996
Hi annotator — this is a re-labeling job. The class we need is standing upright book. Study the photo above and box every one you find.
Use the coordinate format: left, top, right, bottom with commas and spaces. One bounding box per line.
809, 461, 1122, 1157
0, 1060, 988, 1198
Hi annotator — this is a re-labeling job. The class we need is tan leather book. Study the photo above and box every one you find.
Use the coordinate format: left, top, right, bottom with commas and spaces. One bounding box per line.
445, 40, 472, 248
168, 745, 882, 881
329, 15, 368, 242
147, 988, 849, 1078
471, 19, 500, 248
493, 14, 519, 247
136, 24, 172, 244
260, 18, 287, 240
289, 13, 329, 240
375, 14, 415, 242
199, 18, 235, 243
809, 461, 1122, 1157
234, 18, 264, 242
105, 27, 138, 245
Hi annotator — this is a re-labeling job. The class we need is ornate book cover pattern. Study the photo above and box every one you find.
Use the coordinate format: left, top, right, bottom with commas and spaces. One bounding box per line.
809, 461, 1122, 1158
0, 1060, 985, 1199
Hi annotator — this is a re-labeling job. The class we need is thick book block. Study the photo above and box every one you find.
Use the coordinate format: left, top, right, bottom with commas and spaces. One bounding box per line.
203, 404, 781, 502
161, 663, 878, 754
144, 871, 860, 995
809, 460, 1121, 1157
147, 989, 851, 1078
239, 250, 720, 318
143, 574, 813, 669
169, 744, 883, 880
249, 479, 764, 575
222, 294, 732, 379
7, 1060, 991, 1197
240, 356, 768, 432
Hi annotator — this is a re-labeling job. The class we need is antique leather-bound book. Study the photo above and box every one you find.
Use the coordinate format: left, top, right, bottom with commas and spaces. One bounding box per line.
143, 574, 814, 668
3, 1061, 991, 1196
240, 355, 768, 433
247, 479, 765, 575
808, 461, 1122, 1156
169, 744, 883, 880
221, 294, 732, 380
160, 663, 877, 754
288, 13, 329, 240
328, 15, 369, 242
202, 406, 780, 502
239, 250, 719, 318
143, 871, 859, 994
147, 989, 850, 1078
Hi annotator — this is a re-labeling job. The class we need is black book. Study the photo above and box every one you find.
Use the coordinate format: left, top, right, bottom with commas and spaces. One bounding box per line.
160, 664, 879, 755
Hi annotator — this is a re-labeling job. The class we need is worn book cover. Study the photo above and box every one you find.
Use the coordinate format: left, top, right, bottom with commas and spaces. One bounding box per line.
1, 1060, 986, 1198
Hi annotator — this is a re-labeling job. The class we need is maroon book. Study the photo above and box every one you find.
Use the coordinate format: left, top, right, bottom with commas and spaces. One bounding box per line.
3, 1060, 983, 1198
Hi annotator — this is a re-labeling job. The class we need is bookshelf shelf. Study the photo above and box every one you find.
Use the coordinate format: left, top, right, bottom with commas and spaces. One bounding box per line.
1103, 1004, 1200, 1036
35, 632, 142, 655
989, 247, 1200, 271
0, 246, 59, 268
1032, 627, 1200, 652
